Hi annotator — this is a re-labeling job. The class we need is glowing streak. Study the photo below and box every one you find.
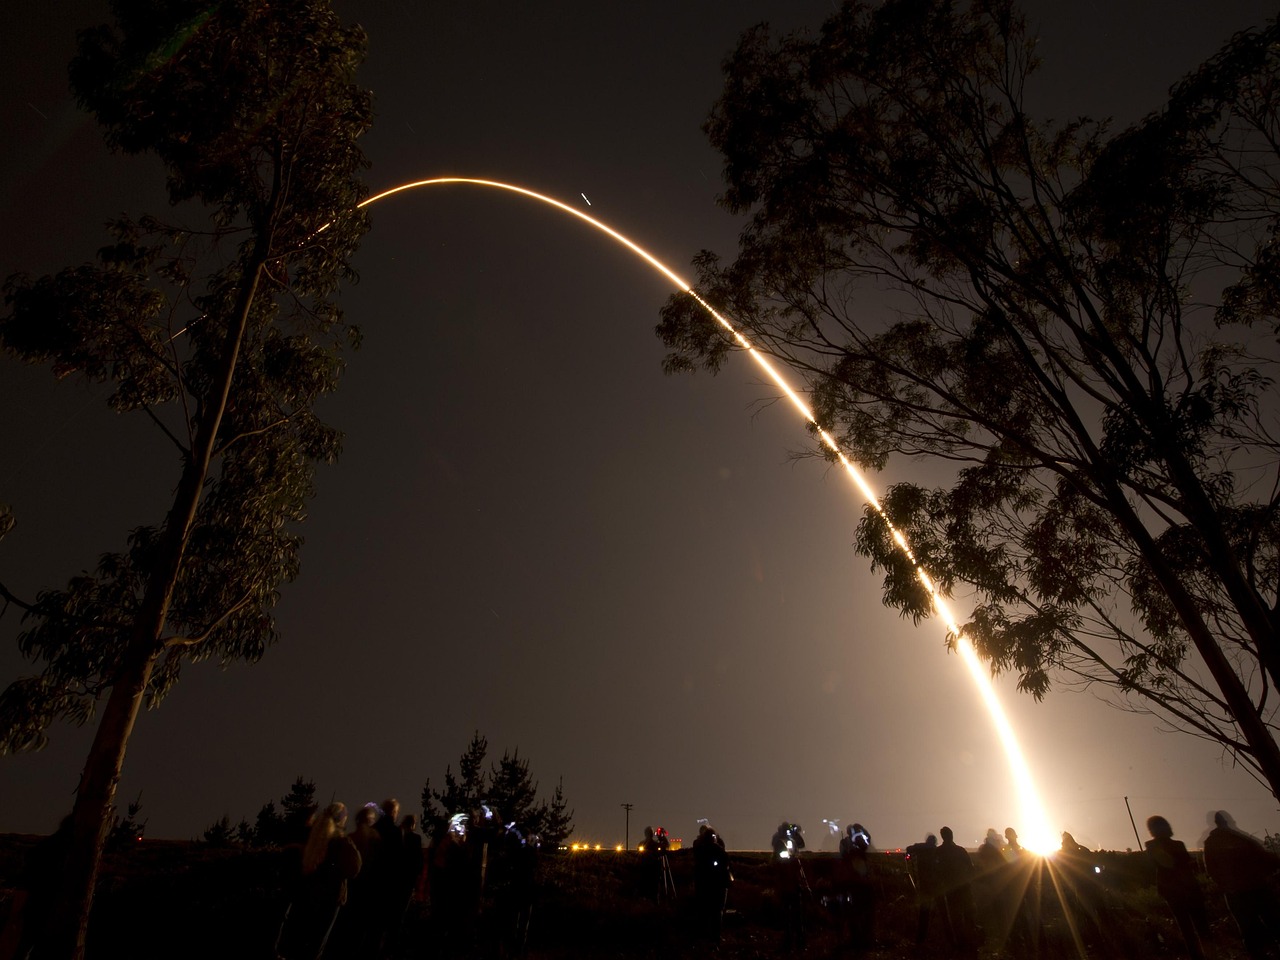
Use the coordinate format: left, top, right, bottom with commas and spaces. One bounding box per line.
354, 177, 1057, 852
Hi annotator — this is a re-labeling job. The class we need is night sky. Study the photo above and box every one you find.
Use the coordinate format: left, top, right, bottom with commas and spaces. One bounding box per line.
2, 1, 1278, 853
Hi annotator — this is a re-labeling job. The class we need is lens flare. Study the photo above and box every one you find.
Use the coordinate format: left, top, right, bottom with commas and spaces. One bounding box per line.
354, 177, 1056, 846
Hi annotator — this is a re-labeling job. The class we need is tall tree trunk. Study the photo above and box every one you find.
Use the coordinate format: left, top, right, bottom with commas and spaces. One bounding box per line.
43, 647, 157, 958
41, 256, 267, 959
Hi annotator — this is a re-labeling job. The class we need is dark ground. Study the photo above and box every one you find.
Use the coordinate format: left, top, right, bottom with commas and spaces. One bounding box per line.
0, 834, 1270, 959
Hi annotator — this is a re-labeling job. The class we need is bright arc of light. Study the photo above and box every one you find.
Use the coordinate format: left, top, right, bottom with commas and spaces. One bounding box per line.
357, 177, 1058, 852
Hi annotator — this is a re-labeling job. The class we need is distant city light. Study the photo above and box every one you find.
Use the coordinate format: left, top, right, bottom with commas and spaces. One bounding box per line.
570, 841, 626, 853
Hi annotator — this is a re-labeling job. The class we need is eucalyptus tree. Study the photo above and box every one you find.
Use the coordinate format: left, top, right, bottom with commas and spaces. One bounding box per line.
658, 0, 1280, 797
0, 1, 372, 953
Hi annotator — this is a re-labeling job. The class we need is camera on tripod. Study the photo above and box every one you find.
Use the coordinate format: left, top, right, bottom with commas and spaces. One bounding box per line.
776, 822, 804, 859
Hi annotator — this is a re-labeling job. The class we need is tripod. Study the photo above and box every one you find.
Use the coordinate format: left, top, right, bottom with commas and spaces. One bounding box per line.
659, 851, 677, 901
773, 851, 810, 949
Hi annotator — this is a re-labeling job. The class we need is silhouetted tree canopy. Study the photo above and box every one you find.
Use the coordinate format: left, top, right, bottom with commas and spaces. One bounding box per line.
659, 0, 1280, 798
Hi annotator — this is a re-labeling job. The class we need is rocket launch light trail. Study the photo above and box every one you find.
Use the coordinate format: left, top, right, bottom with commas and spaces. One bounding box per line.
357, 177, 1059, 853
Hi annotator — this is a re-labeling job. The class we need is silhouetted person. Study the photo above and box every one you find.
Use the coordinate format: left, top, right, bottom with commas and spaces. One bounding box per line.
639, 826, 672, 903
429, 813, 473, 959
328, 802, 384, 958
771, 822, 808, 950
1056, 831, 1091, 882
368, 798, 405, 958
373, 800, 400, 869
936, 825, 977, 953
1146, 814, 1210, 960
839, 823, 871, 876
1203, 810, 1280, 959
839, 823, 875, 950
489, 822, 538, 959
977, 828, 1003, 872
469, 803, 504, 900
1002, 825, 1038, 957
975, 828, 1005, 932
382, 812, 424, 958
403, 815, 427, 903
905, 833, 940, 947
692, 824, 731, 942
276, 803, 361, 960
1057, 831, 1106, 947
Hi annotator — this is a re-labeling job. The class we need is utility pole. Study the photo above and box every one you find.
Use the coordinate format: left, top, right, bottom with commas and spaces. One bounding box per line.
1124, 796, 1143, 849
621, 802, 634, 851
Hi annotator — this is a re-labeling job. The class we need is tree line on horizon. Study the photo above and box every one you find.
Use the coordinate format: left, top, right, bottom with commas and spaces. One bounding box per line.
199, 733, 574, 849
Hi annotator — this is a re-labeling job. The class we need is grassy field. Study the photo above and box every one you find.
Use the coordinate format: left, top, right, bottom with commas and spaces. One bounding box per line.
0, 834, 1268, 959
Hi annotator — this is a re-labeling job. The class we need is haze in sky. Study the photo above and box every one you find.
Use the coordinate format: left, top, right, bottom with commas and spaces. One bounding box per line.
1, 0, 1277, 852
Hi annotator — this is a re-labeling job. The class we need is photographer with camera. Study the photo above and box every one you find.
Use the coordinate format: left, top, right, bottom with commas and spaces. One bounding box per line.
639, 825, 674, 903
839, 822, 875, 949
771, 822, 809, 949
692, 824, 732, 942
